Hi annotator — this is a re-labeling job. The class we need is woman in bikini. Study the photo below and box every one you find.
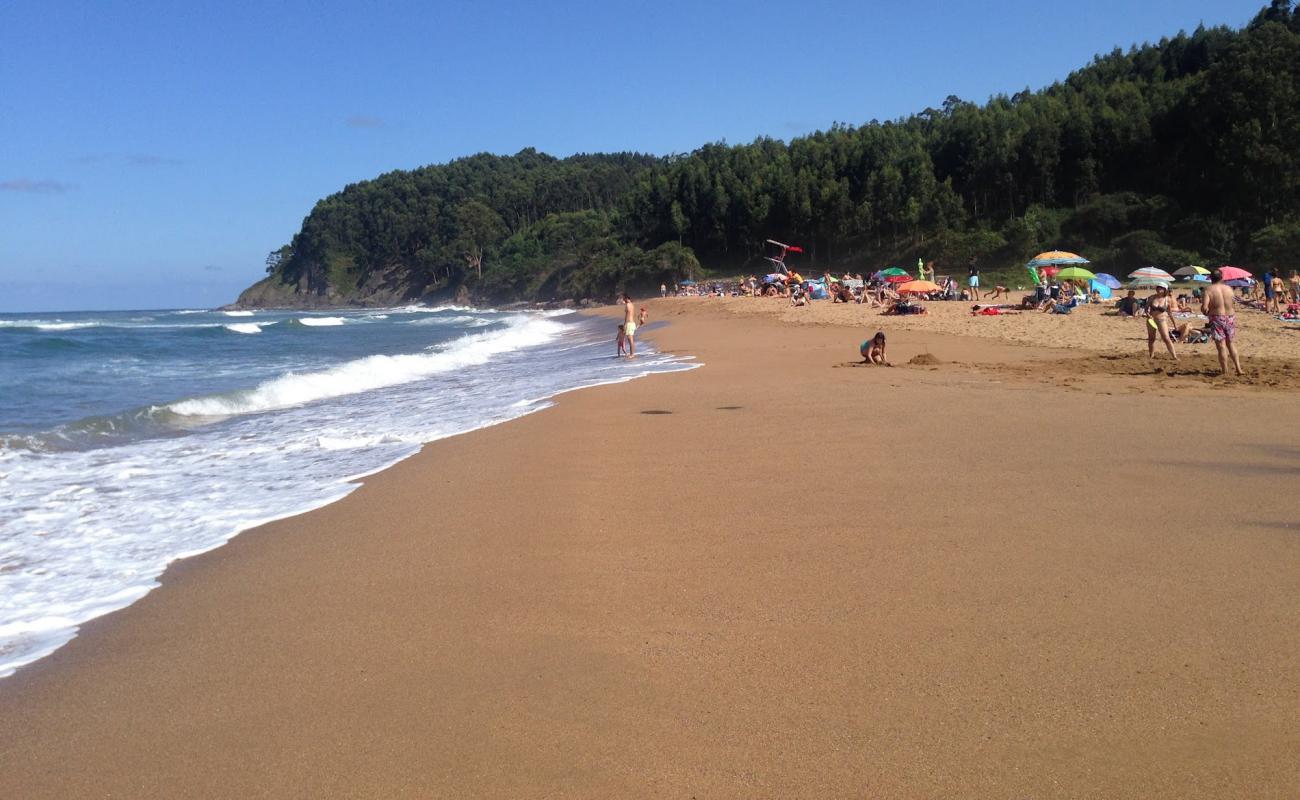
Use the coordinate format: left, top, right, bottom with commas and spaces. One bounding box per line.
1145, 284, 1179, 362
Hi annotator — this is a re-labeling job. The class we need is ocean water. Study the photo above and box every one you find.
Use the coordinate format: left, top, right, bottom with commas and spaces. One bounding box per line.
0, 305, 694, 678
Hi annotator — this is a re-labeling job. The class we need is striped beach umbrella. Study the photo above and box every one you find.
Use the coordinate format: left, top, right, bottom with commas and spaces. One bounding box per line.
1129, 277, 1171, 289
1172, 265, 1209, 277
1128, 267, 1174, 282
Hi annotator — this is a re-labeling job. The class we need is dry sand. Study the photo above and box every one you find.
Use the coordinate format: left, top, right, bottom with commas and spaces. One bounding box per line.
1, 300, 1297, 798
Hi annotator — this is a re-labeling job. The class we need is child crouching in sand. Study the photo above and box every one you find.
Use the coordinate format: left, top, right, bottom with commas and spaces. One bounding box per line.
860, 331, 889, 365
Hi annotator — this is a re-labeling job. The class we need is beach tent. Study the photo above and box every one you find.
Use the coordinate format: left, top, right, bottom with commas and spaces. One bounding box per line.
1089, 280, 1113, 299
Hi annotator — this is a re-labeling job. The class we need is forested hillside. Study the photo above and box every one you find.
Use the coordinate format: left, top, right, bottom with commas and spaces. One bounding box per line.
239, 1, 1300, 307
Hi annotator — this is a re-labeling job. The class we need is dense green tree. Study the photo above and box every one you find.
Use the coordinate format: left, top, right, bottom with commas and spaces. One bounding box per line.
250, 4, 1300, 306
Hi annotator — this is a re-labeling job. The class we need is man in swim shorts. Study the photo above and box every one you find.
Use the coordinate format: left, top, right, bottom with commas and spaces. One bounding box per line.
621, 293, 637, 357
1201, 269, 1244, 376
968, 258, 980, 295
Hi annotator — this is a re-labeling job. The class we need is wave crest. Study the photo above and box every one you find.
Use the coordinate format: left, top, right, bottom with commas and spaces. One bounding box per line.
168, 316, 563, 417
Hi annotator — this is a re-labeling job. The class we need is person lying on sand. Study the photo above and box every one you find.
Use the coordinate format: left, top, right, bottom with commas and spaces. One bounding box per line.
970, 305, 1022, 316
1171, 321, 1210, 344
883, 299, 927, 315
860, 331, 889, 365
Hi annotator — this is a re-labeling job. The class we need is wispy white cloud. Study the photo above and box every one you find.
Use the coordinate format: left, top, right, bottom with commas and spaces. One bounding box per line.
126, 153, 183, 167
70, 153, 182, 167
346, 114, 385, 129
0, 178, 75, 193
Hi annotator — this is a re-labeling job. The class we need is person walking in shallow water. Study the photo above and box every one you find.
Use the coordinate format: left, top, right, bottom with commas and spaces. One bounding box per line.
621, 293, 637, 357
1202, 269, 1244, 376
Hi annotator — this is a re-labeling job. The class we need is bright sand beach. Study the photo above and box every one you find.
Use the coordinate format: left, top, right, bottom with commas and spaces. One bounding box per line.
1, 298, 1298, 798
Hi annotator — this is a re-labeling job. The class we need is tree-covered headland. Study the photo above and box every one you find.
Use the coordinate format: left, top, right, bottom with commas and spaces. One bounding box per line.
239, 2, 1300, 307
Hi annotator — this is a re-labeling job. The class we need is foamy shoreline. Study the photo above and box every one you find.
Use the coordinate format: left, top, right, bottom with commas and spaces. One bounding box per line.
2, 301, 1296, 798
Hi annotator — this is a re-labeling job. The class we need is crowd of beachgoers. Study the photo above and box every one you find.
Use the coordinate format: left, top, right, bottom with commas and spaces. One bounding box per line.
657, 261, 1300, 377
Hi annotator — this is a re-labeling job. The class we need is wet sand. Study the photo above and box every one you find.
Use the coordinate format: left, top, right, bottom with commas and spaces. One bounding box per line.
1, 300, 1297, 798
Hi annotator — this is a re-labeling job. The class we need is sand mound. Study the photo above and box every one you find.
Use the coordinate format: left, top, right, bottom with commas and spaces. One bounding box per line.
908, 353, 942, 366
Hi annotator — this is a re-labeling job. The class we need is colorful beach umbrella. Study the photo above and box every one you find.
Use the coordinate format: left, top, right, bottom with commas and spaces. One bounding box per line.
1129, 277, 1171, 289
885, 273, 913, 284
880, 267, 910, 277
1217, 266, 1251, 281
1092, 273, 1121, 289
1128, 267, 1174, 282
1172, 265, 1209, 277
1027, 250, 1089, 268
1225, 278, 1254, 288
1055, 266, 1096, 281
896, 279, 941, 294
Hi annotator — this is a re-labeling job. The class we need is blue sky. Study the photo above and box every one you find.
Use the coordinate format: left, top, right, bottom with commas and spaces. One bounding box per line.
0, 0, 1265, 311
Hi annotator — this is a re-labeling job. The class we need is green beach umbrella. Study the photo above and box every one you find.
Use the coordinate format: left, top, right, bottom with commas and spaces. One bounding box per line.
880, 267, 909, 276
1055, 266, 1096, 281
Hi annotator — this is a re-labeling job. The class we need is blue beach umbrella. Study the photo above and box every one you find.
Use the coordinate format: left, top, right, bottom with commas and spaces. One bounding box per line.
1092, 273, 1121, 289
679, 279, 696, 286
1089, 280, 1113, 299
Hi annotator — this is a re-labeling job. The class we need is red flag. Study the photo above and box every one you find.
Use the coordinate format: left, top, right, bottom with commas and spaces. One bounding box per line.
787, 245, 803, 253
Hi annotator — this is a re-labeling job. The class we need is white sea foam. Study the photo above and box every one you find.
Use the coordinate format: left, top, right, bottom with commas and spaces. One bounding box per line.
223, 310, 255, 317
169, 316, 562, 417
297, 316, 345, 327
0, 310, 696, 679
0, 320, 102, 331
223, 323, 262, 334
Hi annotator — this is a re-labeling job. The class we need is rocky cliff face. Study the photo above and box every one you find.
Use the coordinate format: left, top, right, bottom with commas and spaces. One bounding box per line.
231, 264, 443, 309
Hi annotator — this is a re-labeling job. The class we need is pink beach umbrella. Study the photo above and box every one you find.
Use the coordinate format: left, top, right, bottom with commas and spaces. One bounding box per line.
1217, 266, 1252, 281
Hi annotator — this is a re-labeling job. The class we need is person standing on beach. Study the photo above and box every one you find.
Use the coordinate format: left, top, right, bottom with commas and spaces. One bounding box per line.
1201, 269, 1244, 376
621, 293, 637, 357
1144, 285, 1179, 362
1262, 269, 1279, 313
638, 306, 648, 328
659, 283, 667, 298
967, 258, 980, 298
